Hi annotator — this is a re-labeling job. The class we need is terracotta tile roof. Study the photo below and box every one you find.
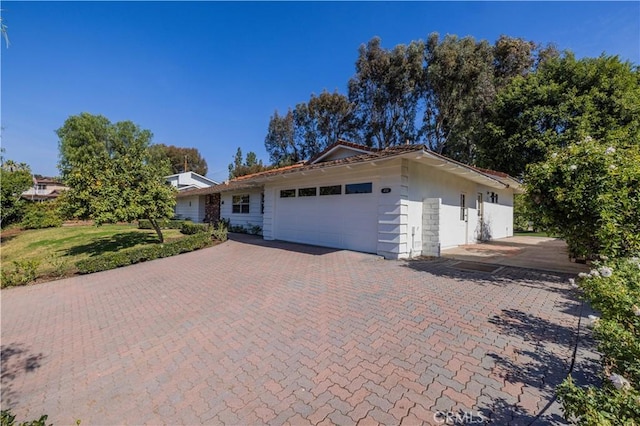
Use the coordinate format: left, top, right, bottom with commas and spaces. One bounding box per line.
471, 167, 510, 179
176, 142, 520, 198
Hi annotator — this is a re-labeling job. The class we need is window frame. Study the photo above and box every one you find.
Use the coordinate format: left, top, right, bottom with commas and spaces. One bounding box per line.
298, 187, 317, 197
280, 189, 296, 198
232, 194, 250, 214
345, 182, 373, 195
319, 185, 342, 196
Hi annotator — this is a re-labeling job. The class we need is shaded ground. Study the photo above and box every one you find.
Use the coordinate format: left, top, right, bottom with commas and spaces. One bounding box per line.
1, 235, 596, 425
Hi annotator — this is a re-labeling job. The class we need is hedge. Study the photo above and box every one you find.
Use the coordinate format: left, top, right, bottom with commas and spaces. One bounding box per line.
76, 233, 213, 274
180, 222, 209, 235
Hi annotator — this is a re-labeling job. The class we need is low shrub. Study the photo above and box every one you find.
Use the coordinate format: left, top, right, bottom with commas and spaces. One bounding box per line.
1, 259, 41, 288
21, 203, 63, 230
179, 222, 209, 235
211, 222, 228, 242
48, 255, 69, 278
557, 257, 640, 424
75, 233, 213, 274
227, 223, 262, 235
1, 409, 50, 426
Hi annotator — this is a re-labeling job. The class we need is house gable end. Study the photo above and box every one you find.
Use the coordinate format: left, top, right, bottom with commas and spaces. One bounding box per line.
310, 141, 375, 164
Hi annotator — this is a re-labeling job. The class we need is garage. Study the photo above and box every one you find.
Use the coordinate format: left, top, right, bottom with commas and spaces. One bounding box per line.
272, 181, 379, 253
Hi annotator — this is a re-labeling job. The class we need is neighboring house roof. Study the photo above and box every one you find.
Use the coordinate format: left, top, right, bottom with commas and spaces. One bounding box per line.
20, 177, 69, 200
176, 142, 523, 198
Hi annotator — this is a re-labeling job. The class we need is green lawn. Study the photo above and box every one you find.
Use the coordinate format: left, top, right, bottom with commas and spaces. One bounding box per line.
514, 230, 560, 238
1, 223, 184, 282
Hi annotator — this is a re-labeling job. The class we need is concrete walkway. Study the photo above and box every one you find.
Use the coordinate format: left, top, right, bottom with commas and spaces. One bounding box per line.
442, 236, 590, 275
1, 235, 595, 425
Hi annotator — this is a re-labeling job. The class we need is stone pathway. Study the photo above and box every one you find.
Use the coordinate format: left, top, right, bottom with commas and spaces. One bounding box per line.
1, 235, 596, 424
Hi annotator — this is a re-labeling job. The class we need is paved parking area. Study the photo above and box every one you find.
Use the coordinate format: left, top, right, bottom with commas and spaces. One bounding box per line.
1, 235, 593, 425
442, 236, 590, 275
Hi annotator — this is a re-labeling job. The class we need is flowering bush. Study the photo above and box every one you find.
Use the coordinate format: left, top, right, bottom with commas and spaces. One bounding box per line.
557, 257, 640, 424
525, 138, 640, 259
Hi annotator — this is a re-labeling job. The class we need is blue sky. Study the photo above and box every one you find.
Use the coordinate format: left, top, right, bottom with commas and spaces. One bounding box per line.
2, 1, 639, 183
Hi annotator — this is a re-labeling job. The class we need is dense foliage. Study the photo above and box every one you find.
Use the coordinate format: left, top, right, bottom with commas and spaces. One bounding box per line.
264, 33, 559, 165
557, 258, 640, 425
0, 159, 32, 227
479, 54, 640, 176
526, 138, 640, 259
57, 113, 176, 242
228, 147, 270, 178
21, 201, 63, 230
148, 143, 208, 176
1, 259, 40, 288
348, 37, 425, 149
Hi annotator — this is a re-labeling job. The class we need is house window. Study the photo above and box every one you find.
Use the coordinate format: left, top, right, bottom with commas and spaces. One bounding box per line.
320, 185, 341, 195
489, 192, 499, 203
232, 194, 250, 214
280, 189, 296, 198
261, 193, 264, 214
37, 184, 46, 190
460, 194, 467, 221
298, 187, 317, 197
345, 182, 372, 194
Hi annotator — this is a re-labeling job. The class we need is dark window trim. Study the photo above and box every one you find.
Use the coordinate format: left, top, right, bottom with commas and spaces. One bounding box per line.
280, 189, 296, 198
319, 185, 342, 196
298, 187, 317, 197
345, 182, 373, 194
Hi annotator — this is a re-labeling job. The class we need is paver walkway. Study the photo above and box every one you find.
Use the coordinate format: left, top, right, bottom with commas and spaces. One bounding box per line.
442, 237, 590, 275
1, 235, 595, 425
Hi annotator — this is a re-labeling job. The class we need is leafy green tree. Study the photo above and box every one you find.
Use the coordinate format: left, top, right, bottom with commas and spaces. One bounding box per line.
422, 33, 495, 162
348, 37, 424, 148
492, 35, 558, 89
295, 90, 358, 157
479, 54, 640, 176
264, 91, 358, 164
526, 137, 640, 259
264, 109, 300, 165
0, 159, 32, 227
148, 144, 208, 176
228, 147, 269, 179
57, 113, 176, 242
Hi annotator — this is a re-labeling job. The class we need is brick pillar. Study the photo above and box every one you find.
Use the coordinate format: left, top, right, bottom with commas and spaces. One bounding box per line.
204, 193, 221, 224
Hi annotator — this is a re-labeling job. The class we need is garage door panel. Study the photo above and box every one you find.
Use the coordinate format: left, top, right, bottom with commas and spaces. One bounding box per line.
273, 190, 378, 253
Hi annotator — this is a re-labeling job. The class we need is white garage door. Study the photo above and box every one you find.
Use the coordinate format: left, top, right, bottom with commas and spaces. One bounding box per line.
273, 183, 378, 253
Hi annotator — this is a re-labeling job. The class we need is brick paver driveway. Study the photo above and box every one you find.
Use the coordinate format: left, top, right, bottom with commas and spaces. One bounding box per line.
1, 235, 591, 425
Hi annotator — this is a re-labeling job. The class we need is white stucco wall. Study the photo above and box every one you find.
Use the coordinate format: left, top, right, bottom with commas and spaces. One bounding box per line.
407, 162, 516, 255
476, 185, 514, 240
220, 158, 515, 260
407, 161, 477, 252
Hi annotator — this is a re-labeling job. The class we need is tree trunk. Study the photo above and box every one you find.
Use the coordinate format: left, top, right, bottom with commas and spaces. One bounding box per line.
148, 217, 164, 243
